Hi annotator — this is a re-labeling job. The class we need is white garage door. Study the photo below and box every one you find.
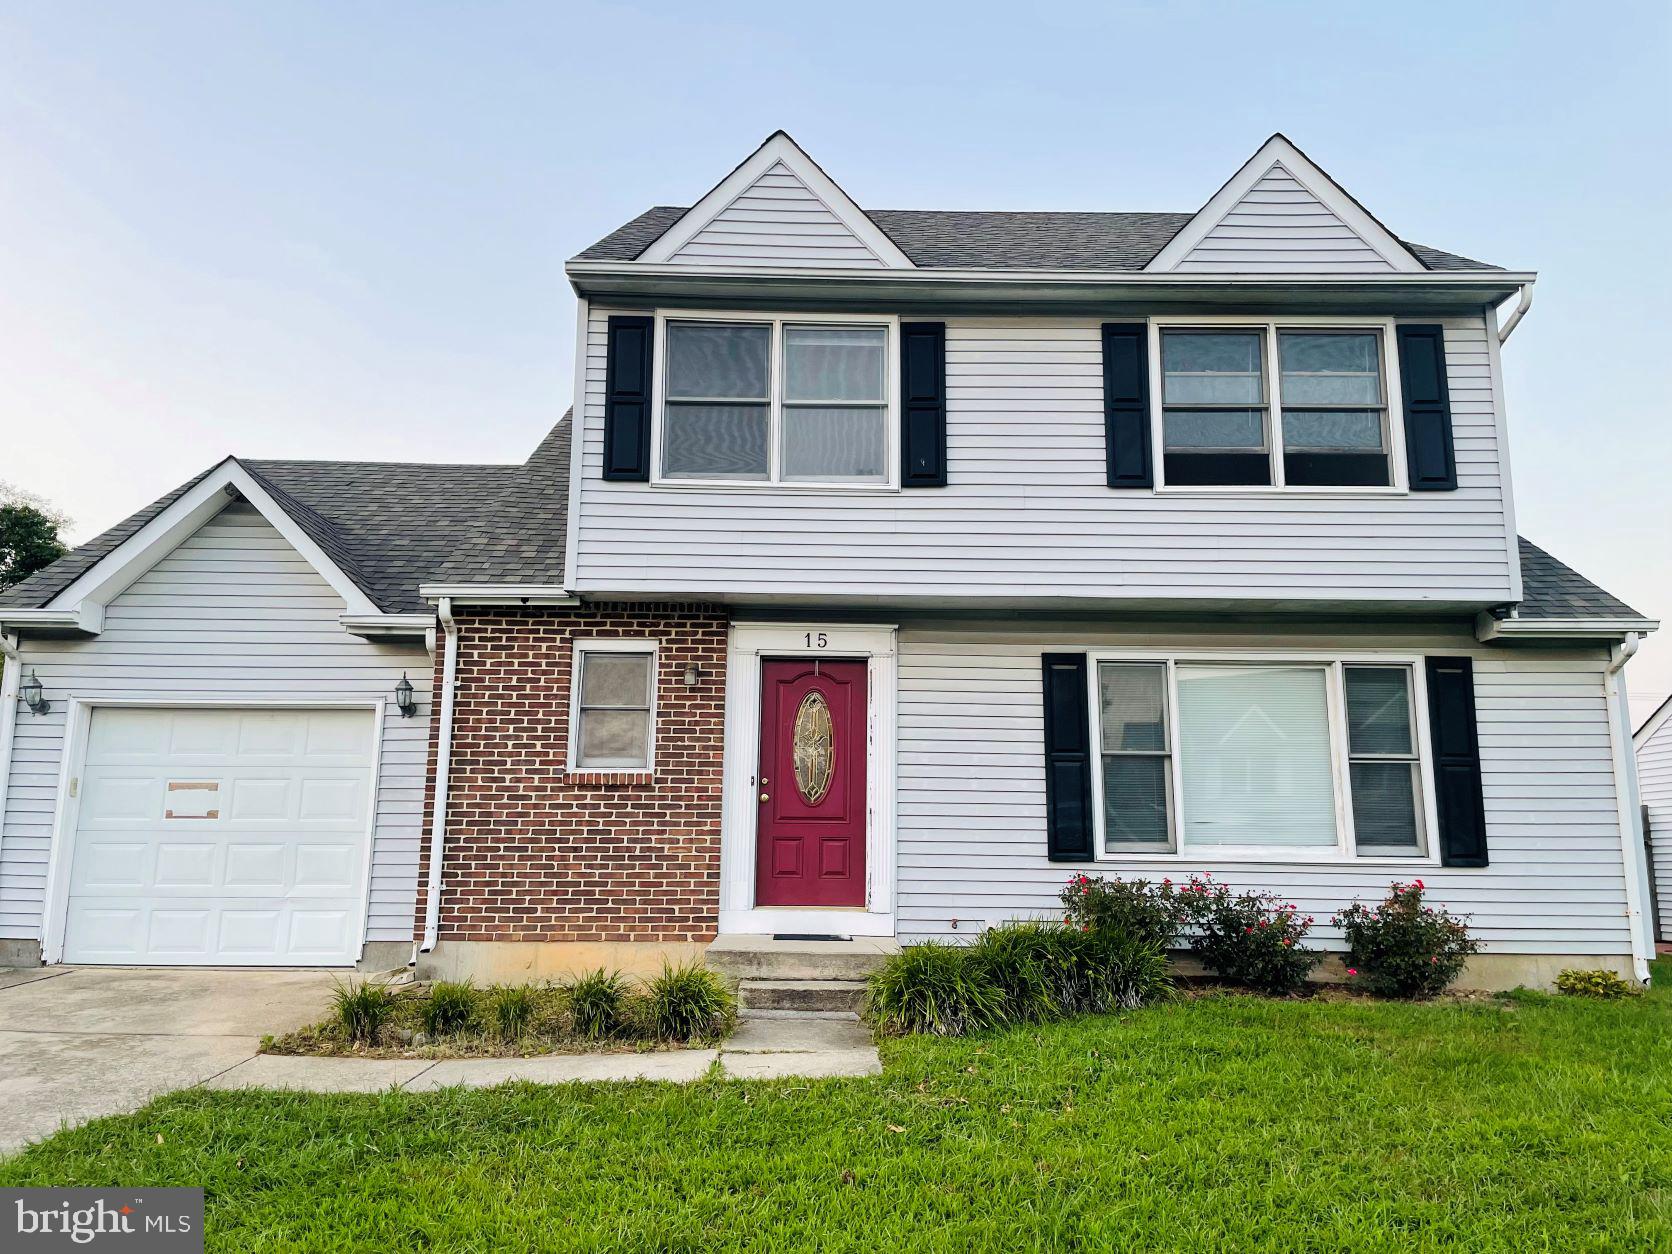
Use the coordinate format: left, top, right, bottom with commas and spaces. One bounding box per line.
63, 707, 376, 966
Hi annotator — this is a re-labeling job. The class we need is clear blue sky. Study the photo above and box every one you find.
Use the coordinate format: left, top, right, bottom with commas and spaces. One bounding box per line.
4, 2, 1669, 719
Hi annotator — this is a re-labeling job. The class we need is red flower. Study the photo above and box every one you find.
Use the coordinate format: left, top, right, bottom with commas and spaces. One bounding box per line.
1346, 967, 1358, 976
1414, 879, 1424, 890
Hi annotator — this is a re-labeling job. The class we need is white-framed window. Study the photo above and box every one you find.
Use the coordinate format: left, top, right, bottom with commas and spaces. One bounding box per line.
1154, 319, 1402, 491
1088, 653, 1434, 861
654, 312, 897, 488
568, 640, 658, 771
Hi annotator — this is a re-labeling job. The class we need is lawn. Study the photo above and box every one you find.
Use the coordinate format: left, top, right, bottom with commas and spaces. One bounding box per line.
3, 971, 1669, 1251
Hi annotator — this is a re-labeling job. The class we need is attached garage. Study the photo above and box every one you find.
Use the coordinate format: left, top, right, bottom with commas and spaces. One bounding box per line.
60, 706, 378, 966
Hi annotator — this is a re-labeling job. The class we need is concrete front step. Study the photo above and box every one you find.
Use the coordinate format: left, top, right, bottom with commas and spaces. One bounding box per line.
705, 935, 898, 983
738, 978, 867, 1014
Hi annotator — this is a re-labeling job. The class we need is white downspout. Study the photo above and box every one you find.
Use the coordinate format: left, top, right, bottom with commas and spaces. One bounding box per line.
1498, 285, 1533, 344
1605, 632, 1653, 984
417, 598, 459, 958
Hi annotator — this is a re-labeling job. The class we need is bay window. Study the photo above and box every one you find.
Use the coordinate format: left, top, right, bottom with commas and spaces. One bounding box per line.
1158, 323, 1396, 489
1092, 656, 1430, 860
659, 316, 892, 485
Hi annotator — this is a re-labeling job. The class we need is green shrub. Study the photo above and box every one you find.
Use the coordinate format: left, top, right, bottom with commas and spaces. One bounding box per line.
1335, 880, 1481, 998
968, 922, 1067, 1024
1555, 968, 1639, 1000
566, 969, 630, 1039
330, 978, 394, 1043
1186, 879, 1323, 995
1077, 926, 1173, 1012
488, 985, 538, 1040
641, 962, 737, 1042
864, 941, 1006, 1036
1060, 874, 1195, 948
420, 980, 479, 1036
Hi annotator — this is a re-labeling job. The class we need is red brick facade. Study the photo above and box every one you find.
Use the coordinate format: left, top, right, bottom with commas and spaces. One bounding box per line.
415, 603, 729, 943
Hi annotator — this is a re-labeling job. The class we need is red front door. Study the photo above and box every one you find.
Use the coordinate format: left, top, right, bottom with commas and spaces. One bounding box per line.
756, 658, 868, 908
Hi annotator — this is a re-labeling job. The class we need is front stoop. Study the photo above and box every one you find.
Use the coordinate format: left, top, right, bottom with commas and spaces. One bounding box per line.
704, 934, 899, 983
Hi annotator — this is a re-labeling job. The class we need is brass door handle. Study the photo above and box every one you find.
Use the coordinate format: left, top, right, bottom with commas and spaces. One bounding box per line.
759, 793, 770, 803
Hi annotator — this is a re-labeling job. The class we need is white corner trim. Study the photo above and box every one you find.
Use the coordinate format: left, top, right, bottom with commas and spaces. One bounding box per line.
561, 297, 588, 594
1146, 134, 1424, 274
638, 132, 914, 269
719, 621, 899, 937
42, 459, 381, 626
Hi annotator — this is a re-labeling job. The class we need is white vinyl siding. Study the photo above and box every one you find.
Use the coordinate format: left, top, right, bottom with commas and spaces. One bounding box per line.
667, 161, 888, 269
0, 503, 428, 949
1176, 164, 1396, 273
577, 310, 1514, 604
891, 620, 1631, 957
1638, 710, 1672, 942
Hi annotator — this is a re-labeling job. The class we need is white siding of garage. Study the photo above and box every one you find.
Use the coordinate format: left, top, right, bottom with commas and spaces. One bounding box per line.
892, 619, 1632, 957
1636, 701, 1672, 942
0, 502, 429, 950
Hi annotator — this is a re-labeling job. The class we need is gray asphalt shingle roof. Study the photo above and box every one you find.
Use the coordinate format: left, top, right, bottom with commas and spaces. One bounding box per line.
1514, 538, 1645, 621
0, 415, 571, 616
573, 205, 1497, 272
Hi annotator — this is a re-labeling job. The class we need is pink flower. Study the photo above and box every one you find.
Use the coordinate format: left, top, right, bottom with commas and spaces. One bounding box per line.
1346, 967, 1358, 976
1414, 879, 1424, 890
1281, 939, 1292, 948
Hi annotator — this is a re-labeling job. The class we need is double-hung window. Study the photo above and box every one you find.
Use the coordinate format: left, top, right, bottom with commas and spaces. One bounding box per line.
1158, 324, 1395, 489
1092, 657, 1429, 859
570, 642, 658, 771
659, 317, 891, 485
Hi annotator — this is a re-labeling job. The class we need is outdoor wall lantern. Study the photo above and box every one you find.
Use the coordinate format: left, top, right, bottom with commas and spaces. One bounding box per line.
394, 673, 417, 718
19, 669, 49, 715
683, 662, 706, 688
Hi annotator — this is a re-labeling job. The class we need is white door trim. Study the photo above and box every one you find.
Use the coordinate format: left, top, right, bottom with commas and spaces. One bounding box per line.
720, 622, 897, 938
40, 697, 385, 966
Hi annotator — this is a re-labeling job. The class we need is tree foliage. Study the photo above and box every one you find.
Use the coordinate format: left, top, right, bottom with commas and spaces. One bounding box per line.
0, 483, 69, 590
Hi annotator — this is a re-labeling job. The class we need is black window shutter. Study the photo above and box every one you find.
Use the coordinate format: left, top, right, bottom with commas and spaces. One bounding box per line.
603, 315, 653, 481
1425, 656, 1488, 867
900, 321, 947, 487
1042, 653, 1095, 862
1396, 325, 1457, 491
1102, 323, 1153, 488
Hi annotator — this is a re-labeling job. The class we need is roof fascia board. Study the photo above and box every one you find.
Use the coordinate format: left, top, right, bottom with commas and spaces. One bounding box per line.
1635, 692, 1672, 746
45, 459, 381, 621
0, 606, 103, 635
418, 584, 579, 606
339, 612, 433, 639
636, 132, 914, 269
1475, 612, 1660, 642
1146, 135, 1425, 274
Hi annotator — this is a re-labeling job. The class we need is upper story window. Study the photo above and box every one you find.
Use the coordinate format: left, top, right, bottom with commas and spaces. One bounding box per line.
1159, 323, 1396, 490
659, 316, 892, 486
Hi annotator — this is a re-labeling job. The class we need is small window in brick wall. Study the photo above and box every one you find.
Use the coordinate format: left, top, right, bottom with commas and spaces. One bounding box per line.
570, 641, 658, 771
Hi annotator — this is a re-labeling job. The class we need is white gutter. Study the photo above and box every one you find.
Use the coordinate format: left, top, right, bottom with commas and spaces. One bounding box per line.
1475, 612, 1661, 641
0, 635, 21, 920
1604, 633, 1653, 984
418, 597, 460, 958
1497, 285, 1534, 344
417, 584, 578, 607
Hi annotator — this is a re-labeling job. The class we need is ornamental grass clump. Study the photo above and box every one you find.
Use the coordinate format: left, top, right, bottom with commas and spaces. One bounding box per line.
1059, 873, 1195, 949
640, 961, 737, 1043
488, 985, 538, 1040
566, 968, 631, 1040
1186, 878, 1323, 995
864, 940, 1006, 1036
330, 978, 395, 1044
421, 980, 480, 1036
1335, 880, 1481, 998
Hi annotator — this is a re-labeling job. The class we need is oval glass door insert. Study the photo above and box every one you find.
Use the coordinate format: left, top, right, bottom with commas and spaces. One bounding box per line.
792, 690, 835, 804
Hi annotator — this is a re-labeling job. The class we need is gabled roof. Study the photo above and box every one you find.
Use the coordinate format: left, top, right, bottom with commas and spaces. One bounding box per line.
575, 204, 1495, 273
0, 414, 572, 617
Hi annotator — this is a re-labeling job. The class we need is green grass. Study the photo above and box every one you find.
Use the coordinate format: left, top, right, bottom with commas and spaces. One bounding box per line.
5, 968, 1671, 1251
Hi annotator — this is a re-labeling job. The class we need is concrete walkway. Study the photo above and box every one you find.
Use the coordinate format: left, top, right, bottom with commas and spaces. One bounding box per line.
208, 1012, 881, 1092
0, 967, 880, 1156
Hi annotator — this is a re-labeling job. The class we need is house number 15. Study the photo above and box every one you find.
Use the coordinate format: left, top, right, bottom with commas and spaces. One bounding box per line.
804, 632, 828, 648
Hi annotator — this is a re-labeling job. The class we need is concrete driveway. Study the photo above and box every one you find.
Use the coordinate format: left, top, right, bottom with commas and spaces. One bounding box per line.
0, 966, 338, 1156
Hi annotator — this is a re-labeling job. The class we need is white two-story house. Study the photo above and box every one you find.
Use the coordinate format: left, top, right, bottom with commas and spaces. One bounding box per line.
0, 133, 1657, 987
